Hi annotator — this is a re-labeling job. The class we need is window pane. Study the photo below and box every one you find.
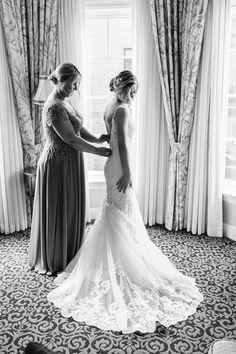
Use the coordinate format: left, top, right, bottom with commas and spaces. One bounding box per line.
109, 58, 128, 79
87, 59, 109, 96
109, 18, 132, 57
86, 98, 108, 135
86, 19, 107, 58
228, 54, 236, 95
228, 107, 236, 117
228, 96, 236, 106
87, 154, 106, 172
230, 10, 236, 49
86, 98, 109, 172
227, 116, 236, 138
225, 140, 236, 180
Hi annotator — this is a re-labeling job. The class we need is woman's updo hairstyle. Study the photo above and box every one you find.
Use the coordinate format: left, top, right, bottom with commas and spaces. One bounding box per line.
48, 62, 81, 85
109, 70, 138, 93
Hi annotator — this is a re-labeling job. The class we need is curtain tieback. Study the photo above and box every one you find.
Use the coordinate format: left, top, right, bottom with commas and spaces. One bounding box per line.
170, 140, 190, 155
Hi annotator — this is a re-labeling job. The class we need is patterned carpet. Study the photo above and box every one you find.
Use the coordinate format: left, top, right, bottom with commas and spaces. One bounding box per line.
0, 226, 236, 354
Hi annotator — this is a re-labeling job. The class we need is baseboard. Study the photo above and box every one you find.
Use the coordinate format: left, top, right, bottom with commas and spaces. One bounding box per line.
223, 223, 236, 241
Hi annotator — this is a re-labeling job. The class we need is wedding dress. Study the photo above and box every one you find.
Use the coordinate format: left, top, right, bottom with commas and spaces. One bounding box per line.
47, 103, 203, 333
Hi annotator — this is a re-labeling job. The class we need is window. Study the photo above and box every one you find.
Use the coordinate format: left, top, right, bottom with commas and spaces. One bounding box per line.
85, 0, 132, 177
225, 0, 236, 185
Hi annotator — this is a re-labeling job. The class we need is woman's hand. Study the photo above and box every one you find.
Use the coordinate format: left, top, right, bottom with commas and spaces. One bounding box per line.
96, 147, 112, 157
116, 172, 132, 193
97, 134, 110, 143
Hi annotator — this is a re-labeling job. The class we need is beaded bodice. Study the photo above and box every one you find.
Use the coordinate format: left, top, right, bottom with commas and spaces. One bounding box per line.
104, 104, 135, 215
109, 104, 134, 151
42, 99, 83, 160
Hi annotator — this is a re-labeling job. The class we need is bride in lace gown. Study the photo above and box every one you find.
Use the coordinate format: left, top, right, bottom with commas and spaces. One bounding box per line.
47, 70, 203, 333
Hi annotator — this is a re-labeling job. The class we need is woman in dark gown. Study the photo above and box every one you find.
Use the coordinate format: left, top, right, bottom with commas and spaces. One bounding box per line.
29, 63, 110, 275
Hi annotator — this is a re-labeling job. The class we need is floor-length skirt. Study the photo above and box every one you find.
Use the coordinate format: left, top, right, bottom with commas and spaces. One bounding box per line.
29, 148, 85, 275
47, 186, 203, 333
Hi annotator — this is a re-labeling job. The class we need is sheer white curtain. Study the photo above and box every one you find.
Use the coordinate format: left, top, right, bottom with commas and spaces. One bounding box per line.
0, 23, 27, 234
184, 0, 228, 237
56, 0, 91, 221
133, 0, 169, 225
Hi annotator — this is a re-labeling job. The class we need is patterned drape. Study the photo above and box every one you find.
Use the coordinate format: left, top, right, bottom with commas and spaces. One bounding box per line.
0, 0, 58, 167
150, 0, 208, 230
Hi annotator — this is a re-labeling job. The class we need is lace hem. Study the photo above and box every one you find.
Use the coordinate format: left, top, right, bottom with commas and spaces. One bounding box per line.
49, 300, 203, 333
48, 259, 203, 333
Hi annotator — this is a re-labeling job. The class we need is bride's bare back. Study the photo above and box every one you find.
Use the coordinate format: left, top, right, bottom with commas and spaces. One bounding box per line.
103, 101, 121, 134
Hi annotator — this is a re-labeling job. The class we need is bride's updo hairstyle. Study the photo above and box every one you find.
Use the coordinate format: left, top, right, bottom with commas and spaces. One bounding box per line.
109, 70, 138, 94
48, 62, 81, 85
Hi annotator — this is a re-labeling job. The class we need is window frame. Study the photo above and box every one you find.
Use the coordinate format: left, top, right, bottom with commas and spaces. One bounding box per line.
85, 0, 132, 181
223, 1, 236, 194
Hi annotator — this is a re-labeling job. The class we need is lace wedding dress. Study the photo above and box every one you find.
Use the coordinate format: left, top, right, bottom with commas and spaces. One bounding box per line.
47, 104, 203, 333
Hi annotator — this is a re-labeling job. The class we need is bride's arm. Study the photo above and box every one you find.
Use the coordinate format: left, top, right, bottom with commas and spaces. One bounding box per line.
115, 107, 132, 193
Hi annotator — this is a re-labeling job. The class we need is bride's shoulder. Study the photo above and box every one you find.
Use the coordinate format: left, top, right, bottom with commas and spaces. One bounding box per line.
115, 104, 129, 116
112, 105, 131, 130
43, 97, 65, 112
111, 102, 129, 115
114, 103, 131, 120
104, 102, 130, 126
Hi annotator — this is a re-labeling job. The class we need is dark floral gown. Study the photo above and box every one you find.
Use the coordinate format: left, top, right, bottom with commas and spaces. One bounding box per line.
29, 98, 85, 275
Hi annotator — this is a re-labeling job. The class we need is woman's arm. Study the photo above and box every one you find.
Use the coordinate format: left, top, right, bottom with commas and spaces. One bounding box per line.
52, 120, 111, 156
80, 126, 98, 143
115, 107, 132, 193
80, 126, 109, 144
